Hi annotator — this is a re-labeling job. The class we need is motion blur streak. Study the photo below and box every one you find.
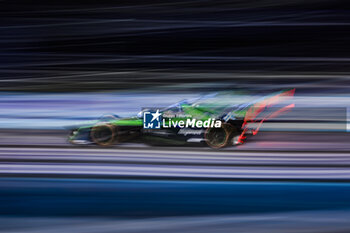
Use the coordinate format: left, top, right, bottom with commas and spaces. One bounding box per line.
3, 147, 350, 180
2, 211, 350, 233
2, 0, 350, 232
2, 178, 350, 233
1, 0, 350, 91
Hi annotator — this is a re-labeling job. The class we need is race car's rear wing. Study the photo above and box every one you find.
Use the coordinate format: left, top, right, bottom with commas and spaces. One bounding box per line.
238, 88, 295, 143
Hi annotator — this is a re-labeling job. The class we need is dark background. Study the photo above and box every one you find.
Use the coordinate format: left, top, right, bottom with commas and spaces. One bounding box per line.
1, 0, 350, 91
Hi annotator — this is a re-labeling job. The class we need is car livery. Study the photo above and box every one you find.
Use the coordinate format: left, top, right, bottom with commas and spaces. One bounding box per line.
68, 89, 295, 148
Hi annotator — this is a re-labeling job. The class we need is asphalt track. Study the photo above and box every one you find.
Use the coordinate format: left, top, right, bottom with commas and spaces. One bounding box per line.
1, 130, 350, 151
2, 146, 350, 181
1, 130, 350, 180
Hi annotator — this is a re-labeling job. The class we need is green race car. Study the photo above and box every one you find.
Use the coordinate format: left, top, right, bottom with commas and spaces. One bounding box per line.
68, 89, 295, 148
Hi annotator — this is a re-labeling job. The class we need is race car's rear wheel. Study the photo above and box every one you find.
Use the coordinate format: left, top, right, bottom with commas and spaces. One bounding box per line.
205, 123, 238, 149
90, 124, 116, 146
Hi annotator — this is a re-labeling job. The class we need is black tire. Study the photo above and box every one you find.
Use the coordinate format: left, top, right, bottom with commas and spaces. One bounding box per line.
205, 123, 238, 148
90, 124, 116, 146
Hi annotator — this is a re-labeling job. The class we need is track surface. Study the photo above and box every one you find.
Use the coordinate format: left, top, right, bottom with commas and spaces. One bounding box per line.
1, 130, 350, 180
0, 128, 346, 180
2, 146, 350, 181
1, 130, 350, 151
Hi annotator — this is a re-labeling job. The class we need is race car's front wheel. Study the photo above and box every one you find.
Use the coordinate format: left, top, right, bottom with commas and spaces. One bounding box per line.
90, 124, 116, 146
205, 123, 238, 149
